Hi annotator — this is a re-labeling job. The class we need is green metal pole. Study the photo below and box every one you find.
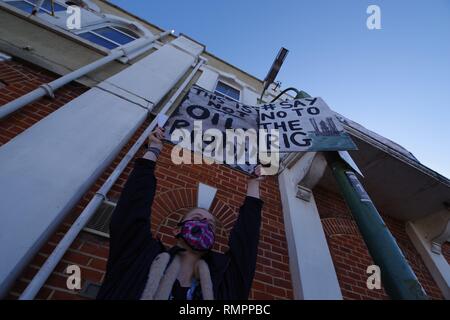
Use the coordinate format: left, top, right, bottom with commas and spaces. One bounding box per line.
326, 153, 428, 299
293, 91, 428, 300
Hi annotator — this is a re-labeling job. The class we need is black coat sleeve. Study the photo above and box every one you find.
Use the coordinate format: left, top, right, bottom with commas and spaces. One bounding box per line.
107, 158, 158, 265
224, 196, 263, 299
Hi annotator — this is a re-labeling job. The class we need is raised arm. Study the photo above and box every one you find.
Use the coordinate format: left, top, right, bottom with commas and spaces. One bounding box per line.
225, 166, 264, 299
108, 127, 164, 264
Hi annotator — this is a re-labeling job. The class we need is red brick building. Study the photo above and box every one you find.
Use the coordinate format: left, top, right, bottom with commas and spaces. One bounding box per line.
0, 0, 449, 300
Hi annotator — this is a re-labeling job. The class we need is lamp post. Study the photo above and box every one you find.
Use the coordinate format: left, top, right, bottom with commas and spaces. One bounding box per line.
259, 47, 289, 103
290, 89, 428, 300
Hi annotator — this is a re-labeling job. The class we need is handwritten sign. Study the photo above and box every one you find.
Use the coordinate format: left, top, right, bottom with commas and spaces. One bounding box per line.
164, 86, 356, 174
259, 97, 356, 152
165, 86, 259, 173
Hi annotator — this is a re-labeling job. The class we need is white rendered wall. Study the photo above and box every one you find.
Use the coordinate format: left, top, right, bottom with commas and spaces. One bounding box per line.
406, 215, 450, 299
278, 154, 343, 299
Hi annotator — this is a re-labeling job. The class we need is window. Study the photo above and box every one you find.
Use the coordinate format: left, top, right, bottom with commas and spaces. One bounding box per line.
214, 81, 240, 101
77, 26, 138, 50
3, 0, 142, 51
39, 0, 65, 12
6, 0, 65, 14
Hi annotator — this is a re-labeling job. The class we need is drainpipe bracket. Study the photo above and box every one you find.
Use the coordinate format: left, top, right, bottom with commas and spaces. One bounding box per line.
39, 84, 55, 99
95, 192, 106, 201
430, 216, 450, 254
296, 185, 312, 202
430, 241, 442, 255
198, 57, 208, 66
116, 48, 128, 61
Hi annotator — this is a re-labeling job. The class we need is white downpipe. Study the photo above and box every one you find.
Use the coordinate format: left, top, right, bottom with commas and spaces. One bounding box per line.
19, 58, 205, 300
0, 30, 173, 120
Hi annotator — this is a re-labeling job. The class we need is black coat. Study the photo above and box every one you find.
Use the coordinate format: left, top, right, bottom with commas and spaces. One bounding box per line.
96, 158, 263, 300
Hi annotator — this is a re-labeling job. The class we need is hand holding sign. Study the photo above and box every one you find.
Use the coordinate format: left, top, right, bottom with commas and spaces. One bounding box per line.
247, 165, 264, 198
148, 114, 168, 150
145, 126, 165, 160
148, 127, 164, 148
251, 164, 265, 182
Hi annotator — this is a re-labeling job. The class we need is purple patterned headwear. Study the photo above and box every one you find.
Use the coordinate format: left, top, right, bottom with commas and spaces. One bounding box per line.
176, 219, 215, 252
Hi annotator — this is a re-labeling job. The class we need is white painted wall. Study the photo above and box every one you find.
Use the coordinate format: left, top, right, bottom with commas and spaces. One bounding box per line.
196, 67, 219, 92
242, 87, 259, 105
195, 65, 260, 105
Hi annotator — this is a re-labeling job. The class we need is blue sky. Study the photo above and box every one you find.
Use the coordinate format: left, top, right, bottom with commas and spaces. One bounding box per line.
111, 0, 450, 178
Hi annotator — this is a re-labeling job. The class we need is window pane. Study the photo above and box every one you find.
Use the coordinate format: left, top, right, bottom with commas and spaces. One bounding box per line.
78, 32, 118, 50
114, 26, 139, 39
215, 81, 240, 101
7, 1, 38, 13
8, 0, 65, 13
40, 0, 66, 12
93, 27, 136, 45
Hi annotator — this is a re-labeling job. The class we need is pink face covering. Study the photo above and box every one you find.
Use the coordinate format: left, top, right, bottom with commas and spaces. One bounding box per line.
176, 219, 215, 252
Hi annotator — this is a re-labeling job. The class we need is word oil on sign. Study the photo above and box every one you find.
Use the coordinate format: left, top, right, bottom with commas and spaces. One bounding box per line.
165, 85, 260, 174
259, 98, 357, 152
164, 86, 357, 174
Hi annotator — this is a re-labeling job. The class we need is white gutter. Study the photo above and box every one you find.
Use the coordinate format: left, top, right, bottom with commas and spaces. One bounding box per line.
337, 114, 450, 188
0, 30, 173, 120
19, 57, 205, 300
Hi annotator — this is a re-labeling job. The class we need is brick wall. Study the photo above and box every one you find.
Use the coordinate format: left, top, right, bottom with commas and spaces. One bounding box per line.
443, 243, 450, 265
0, 59, 87, 146
315, 186, 445, 300
2, 58, 447, 301
5, 114, 293, 300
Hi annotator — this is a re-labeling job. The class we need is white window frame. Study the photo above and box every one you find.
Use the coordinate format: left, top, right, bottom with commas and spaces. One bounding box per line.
74, 24, 139, 49
1, 0, 150, 53
214, 79, 241, 102
3, 0, 67, 15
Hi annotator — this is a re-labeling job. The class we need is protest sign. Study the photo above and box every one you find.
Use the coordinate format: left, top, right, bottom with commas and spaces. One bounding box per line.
164, 85, 356, 174
258, 98, 357, 152
164, 86, 259, 174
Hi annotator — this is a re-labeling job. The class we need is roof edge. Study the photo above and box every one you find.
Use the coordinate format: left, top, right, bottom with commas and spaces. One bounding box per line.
338, 115, 450, 188
100, 0, 264, 84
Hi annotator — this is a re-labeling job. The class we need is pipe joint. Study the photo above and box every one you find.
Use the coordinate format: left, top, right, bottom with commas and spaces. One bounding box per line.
95, 192, 106, 202
39, 84, 55, 99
